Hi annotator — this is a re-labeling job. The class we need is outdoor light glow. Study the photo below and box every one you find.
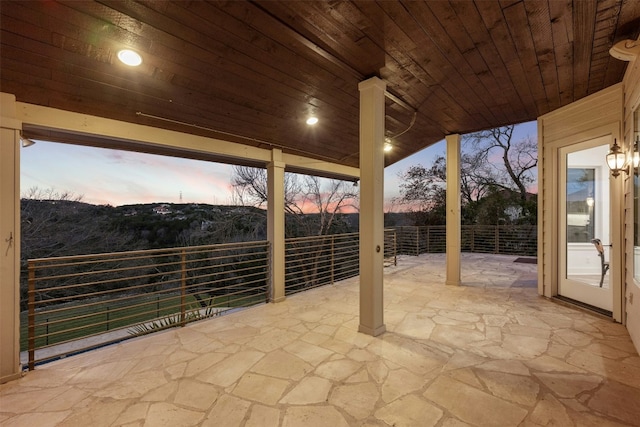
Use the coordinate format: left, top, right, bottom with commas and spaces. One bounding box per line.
384, 142, 393, 152
117, 49, 142, 66
606, 139, 628, 177
306, 116, 318, 125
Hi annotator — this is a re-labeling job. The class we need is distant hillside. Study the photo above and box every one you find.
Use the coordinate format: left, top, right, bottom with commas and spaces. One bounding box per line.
21, 199, 418, 265
21, 200, 268, 260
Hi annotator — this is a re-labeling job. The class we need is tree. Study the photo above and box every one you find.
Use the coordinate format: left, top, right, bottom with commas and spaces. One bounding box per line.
231, 167, 304, 217
397, 125, 537, 225
464, 125, 537, 214
21, 187, 136, 260
231, 166, 358, 236
20, 187, 139, 311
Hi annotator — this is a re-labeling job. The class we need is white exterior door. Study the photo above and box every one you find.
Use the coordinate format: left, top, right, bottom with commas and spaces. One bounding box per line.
558, 137, 612, 313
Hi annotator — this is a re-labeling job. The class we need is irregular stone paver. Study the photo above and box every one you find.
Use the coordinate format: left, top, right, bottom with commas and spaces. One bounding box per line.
232, 373, 289, 406
477, 359, 530, 376
251, 349, 313, 380
528, 393, 573, 426
279, 376, 332, 405
587, 380, 640, 425
375, 394, 443, 427
282, 406, 349, 427
424, 376, 528, 427
502, 334, 549, 358
2, 411, 71, 427
142, 402, 203, 427
381, 368, 426, 402
199, 350, 264, 387
2, 254, 638, 427
174, 379, 219, 410
201, 395, 250, 427
329, 382, 379, 419
283, 340, 333, 366
534, 372, 602, 398
113, 402, 149, 426
394, 313, 436, 339
314, 359, 361, 381
476, 370, 539, 406
245, 404, 280, 427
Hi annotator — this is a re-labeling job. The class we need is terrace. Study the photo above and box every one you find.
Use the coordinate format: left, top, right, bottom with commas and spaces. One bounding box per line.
2, 253, 639, 426
2, 1, 640, 424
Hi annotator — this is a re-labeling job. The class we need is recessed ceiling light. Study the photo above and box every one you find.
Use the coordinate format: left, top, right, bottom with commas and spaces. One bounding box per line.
117, 49, 142, 66
306, 116, 319, 125
384, 142, 393, 152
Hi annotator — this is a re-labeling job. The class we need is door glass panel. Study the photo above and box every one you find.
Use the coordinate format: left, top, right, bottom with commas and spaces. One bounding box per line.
560, 141, 612, 313
566, 168, 595, 243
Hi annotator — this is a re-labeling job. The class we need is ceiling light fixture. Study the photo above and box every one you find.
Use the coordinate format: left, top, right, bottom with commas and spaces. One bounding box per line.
117, 49, 142, 66
20, 131, 36, 147
306, 116, 319, 125
384, 138, 393, 152
20, 136, 36, 147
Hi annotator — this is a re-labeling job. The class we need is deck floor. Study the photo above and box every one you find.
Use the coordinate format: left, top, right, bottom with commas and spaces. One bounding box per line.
1, 253, 639, 426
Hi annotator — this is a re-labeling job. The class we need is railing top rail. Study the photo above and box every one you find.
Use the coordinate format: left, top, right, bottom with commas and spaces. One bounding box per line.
285, 232, 359, 243
28, 240, 270, 264
285, 229, 396, 245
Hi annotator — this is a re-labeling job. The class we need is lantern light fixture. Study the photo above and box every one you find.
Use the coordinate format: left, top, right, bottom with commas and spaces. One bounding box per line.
606, 139, 633, 178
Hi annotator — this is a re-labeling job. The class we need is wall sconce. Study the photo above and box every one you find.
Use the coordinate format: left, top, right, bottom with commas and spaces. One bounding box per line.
606, 139, 629, 178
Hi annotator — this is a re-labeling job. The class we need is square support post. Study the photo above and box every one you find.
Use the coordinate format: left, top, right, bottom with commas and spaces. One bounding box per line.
268, 149, 286, 303
446, 134, 461, 286
358, 77, 386, 336
0, 93, 22, 383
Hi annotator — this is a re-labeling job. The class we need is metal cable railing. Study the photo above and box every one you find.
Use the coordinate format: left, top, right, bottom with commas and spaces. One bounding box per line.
392, 225, 537, 257
284, 229, 398, 295
25, 241, 269, 369
23, 225, 534, 369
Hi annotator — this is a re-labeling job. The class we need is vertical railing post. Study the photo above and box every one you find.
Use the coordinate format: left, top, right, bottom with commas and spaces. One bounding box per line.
427, 226, 431, 254
331, 235, 335, 285
415, 227, 419, 256
28, 260, 36, 371
180, 249, 186, 326
471, 226, 475, 253
267, 242, 272, 302
495, 226, 500, 254
393, 230, 397, 266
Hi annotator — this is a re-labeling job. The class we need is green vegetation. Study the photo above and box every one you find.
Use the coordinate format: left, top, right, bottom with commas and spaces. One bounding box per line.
20, 291, 266, 351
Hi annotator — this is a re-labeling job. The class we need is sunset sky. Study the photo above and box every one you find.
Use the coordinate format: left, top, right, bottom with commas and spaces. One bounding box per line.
20, 121, 536, 209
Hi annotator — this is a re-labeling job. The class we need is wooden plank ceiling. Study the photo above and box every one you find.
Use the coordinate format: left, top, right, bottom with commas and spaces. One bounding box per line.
1, 0, 639, 169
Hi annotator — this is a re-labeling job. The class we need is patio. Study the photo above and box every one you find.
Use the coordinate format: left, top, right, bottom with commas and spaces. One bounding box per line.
1, 253, 639, 427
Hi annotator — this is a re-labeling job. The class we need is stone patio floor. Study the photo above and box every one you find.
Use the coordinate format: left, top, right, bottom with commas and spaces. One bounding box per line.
1, 253, 640, 426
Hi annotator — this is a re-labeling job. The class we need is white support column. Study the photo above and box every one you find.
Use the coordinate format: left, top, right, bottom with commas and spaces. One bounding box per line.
0, 93, 22, 383
358, 77, 386, 336
267, 149, 286, 303
446, 134, 461, 286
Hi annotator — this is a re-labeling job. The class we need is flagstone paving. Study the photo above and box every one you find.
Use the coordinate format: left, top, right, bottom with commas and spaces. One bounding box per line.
1, 253, 639, 426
